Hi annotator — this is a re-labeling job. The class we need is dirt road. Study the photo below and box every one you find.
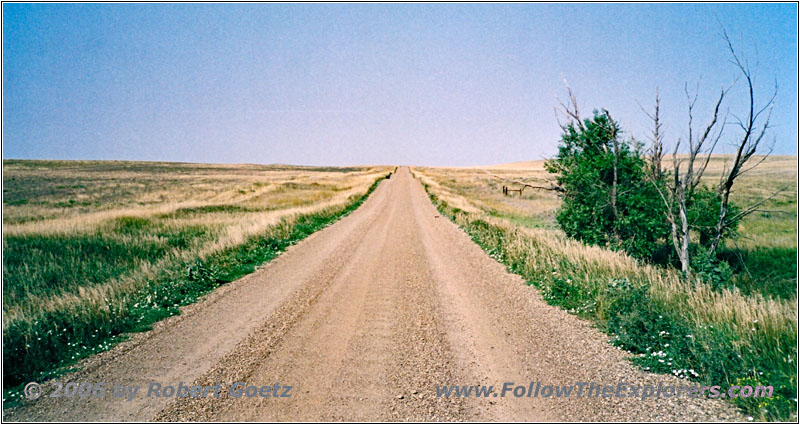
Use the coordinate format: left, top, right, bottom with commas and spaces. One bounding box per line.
4, 167, 742, 422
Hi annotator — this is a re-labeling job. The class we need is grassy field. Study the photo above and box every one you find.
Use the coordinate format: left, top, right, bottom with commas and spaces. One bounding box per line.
433, 156, 797, 299
412, 155, 797, 421
3, 160, 391, 394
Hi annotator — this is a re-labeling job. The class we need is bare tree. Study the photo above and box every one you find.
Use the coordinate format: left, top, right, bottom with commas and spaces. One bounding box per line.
706, 30, 778, 258
608, 108, 621, 243
648, 30, 778, 278
555, 76, 585, 132
642, 89, 664, 182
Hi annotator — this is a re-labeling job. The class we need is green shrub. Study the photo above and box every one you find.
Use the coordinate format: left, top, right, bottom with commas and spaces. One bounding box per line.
546, 110, 669, 260
691, 249, 734, 291
687, 186, 741, 249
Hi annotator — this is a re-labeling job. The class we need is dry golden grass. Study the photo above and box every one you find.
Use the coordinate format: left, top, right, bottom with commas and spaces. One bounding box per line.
3, 160, 390, 326
4, 161, 384, 235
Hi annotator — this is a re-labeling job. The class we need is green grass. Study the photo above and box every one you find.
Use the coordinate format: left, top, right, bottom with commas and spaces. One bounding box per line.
720, 247, 797, 300
486, 208, 556, 230
3, 218, 211, 305
2, 174, 387, 404
647, 244, 797, 301
159, 204, 267, 218
419, 180, 796, 422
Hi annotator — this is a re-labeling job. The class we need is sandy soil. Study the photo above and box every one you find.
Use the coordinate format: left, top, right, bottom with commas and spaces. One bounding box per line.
4, 167, 742, 422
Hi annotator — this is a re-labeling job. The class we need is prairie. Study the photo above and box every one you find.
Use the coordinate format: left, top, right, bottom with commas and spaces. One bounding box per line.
412, 155, 797, 421
3, 160, 390, 392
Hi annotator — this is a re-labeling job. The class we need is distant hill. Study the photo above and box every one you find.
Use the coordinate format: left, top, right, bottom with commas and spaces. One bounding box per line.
485, 155, 796, 172
482, 160, 547, 170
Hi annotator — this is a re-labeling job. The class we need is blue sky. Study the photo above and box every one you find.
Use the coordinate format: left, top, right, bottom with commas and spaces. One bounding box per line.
3, 3, 797, 166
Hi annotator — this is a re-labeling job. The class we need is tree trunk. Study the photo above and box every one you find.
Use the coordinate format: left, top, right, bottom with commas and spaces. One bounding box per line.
611, 127, 620, 243
678, 187, 691, 277
707, 185, 732, 258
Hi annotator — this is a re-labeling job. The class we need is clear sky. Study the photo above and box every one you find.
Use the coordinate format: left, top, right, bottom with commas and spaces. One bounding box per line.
3, 3, 797, 166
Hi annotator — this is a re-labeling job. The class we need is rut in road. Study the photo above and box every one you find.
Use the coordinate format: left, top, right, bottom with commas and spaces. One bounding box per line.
5, 167, 742, 422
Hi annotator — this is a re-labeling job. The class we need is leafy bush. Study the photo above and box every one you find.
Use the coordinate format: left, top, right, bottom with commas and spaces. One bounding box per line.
545, 110, 668, 260
687, 186, 741, 248
690, 249, 734, 291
